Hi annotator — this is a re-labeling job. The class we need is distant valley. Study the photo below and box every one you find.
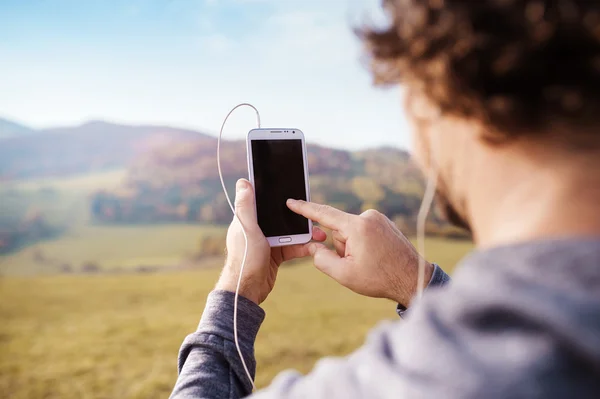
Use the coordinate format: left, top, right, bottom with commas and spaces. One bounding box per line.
0, 118, 469, 261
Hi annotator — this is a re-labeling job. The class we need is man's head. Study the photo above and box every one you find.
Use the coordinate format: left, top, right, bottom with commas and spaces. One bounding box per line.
361, 0, 600, 240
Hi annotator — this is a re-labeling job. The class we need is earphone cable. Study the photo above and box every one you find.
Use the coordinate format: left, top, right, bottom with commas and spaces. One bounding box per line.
217, 103, 261, 392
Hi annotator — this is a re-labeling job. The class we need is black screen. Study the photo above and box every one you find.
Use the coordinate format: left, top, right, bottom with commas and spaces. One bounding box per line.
251, 139, 309, 237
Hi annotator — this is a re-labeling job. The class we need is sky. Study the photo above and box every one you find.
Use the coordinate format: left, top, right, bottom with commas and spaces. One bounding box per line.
0, 0, 413, 150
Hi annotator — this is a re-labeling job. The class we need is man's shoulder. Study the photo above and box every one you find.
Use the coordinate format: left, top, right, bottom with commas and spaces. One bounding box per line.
373, 238, 600, 398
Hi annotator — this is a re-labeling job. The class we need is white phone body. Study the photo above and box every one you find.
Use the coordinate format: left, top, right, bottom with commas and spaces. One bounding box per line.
246, 128, 313, 247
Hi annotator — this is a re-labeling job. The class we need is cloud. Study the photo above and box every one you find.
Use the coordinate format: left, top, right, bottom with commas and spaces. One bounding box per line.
256, 7, 358, 72
197, 14, 214, 30
199, 33, 235, 54
235, 0, 277, 3
267, 9, 323, 27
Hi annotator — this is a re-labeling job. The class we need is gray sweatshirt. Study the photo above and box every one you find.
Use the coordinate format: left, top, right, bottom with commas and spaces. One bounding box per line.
170, 238, 600, 398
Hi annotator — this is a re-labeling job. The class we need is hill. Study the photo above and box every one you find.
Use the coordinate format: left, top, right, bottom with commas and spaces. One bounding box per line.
0, 120, 209, 179
0, 119, 469, 254
89, 136, 443, 232
0, 117, 35, 139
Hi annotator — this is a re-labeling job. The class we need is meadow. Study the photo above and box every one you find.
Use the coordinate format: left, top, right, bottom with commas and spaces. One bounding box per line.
0, 170, 225, 275
0, 168, 473, 398
0, 224, 227, 275
0, 238, 472, 399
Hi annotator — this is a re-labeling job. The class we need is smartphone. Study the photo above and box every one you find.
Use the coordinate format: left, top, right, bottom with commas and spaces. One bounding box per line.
247, 128, 312, 247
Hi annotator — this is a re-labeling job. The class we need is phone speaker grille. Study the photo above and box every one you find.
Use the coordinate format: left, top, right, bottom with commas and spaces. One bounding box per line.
270, 130, 283, 133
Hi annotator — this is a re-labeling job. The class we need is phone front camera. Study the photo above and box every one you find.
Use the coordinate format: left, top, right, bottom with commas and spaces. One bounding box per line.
293, 131, 295, 134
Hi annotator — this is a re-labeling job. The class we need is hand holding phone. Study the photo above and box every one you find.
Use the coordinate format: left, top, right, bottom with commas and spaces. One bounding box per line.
217, 178, 326, 304
215, 128, 318, 303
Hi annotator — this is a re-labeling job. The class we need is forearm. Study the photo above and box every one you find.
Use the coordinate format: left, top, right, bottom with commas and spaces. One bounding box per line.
170, 290, 265, 399
170, 264, 451, 397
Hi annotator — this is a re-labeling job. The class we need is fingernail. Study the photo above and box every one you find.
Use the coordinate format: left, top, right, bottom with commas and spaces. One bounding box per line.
236, 180, 248, 192
287, 199, 297, 206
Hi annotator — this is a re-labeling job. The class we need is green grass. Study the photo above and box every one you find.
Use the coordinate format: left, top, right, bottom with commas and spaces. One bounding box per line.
0, 239, 472, 399
0, 224, 227, 275
0, 170, 228, 276
0, 224, 471, 277
0, 171, 475, 397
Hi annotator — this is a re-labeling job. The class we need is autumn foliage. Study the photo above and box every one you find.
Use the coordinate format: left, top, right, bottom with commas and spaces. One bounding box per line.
90, 140, 469, 240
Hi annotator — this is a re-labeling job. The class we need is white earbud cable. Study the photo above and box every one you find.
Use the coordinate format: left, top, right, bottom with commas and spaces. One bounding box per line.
415, 161, 439, 299
217, 103, 261, 391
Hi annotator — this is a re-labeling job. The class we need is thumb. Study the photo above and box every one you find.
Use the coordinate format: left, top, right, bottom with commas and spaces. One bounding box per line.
308, 242, 347, 283
234, 179, 258, 226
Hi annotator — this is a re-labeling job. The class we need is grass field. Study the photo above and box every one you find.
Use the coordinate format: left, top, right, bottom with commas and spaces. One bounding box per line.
0, 224, 227, 275
0, 222, 470, 277
0, 168, 231, 276
0, 239, 472, 399
1, 170, 474, 398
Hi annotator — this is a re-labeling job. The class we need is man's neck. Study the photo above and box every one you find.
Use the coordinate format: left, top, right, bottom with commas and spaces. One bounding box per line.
468, 145, 600, 248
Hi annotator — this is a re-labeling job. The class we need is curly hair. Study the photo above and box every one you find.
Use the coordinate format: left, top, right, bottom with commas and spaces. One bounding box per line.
360, 0, 600, 144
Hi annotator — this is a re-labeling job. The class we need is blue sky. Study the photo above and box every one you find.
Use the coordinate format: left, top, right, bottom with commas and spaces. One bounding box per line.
0, 0, 412, 149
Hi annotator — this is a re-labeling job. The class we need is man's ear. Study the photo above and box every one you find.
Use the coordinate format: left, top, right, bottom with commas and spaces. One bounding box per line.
405, 87, 480, 233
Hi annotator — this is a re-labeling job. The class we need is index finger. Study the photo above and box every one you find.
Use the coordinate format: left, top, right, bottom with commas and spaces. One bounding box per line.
286, 199, 353, 231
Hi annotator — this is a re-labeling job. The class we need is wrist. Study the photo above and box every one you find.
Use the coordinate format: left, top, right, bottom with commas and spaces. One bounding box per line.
199, 290, 265, 348
392, 260, 434, 307
215, 273, 260, 305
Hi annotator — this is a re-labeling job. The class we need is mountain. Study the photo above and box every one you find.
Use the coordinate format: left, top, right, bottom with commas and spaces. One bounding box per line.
0, 118, 36, 139
89, 137, 471, 240
0, 119, 469, 254
0, 120, 210, 179
90, 135, 432, 230
0, 118, 429, 227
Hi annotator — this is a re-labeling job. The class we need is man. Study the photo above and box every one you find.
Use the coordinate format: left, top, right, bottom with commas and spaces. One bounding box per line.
171, 0, 600, 397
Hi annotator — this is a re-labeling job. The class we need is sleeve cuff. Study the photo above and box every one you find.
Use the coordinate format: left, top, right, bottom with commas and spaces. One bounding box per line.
198, 290, 266, 344
428, 263, 452, 287
396, 264, 451, 318
176, 290, 266, 380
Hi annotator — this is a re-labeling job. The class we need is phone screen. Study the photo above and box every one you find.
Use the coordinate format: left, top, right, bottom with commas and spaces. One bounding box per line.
251, 139, 309, 237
